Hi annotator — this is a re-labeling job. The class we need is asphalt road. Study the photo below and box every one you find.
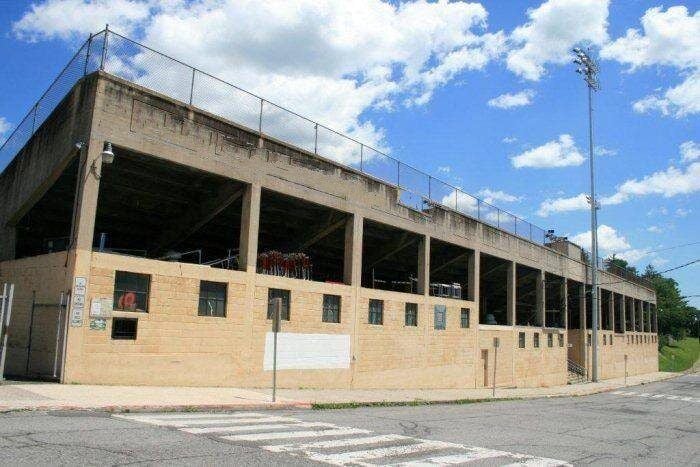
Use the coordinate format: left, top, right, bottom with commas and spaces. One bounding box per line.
0, 374, 697, 466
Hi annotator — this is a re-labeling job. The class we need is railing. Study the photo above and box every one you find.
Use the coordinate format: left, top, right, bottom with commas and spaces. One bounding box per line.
567, 358, 587, 378
0, 28, 654, 291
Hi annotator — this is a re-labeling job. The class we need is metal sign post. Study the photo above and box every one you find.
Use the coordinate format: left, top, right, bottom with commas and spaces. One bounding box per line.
270, 297, 282, 403
492, 337, 499, 397
0, 283, 15, 382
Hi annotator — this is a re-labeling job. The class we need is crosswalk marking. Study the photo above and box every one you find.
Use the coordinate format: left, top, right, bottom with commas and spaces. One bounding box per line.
305, 440, 457, 464
182, 421, 333, 434
222, 427, 371, 442
115, 411, 571, 466
610, 391, 698, 403
265, 434, 411, 452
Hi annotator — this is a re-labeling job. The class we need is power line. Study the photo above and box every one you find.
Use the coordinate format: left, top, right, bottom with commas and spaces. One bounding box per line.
645, 241, 700, 255
657, 259, 700, 275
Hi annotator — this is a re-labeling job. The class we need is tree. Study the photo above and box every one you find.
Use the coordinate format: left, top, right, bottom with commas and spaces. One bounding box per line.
642, 265, 697, 338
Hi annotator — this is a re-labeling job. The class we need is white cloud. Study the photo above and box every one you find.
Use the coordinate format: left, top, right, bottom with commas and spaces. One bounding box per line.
601, 6, 700, 118
0, 117, 11, 143
605, 162, 700, 204
13, 0, 510, 165
537, 192, 588, 217
511, 134, 585, 169
13, 0, 152, 40
570, 224, 652, 265
487, 89, 534, 109
646, 225, 663, 234
437, 166, 451, 174
675, 207, 691, 218
680, 141, 700, 163
571, 224, 630, 252
594, 146, 617, 157
506, 0, 610, 80
477, 188, 521, 204
502, 136, 517, 144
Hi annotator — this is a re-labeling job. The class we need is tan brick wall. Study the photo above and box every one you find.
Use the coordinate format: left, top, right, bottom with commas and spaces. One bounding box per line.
568, 329, 658, 379
0, 252, 68, 377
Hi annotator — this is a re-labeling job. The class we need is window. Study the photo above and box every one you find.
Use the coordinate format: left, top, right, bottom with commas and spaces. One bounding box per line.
534, 332, 540, 348
198, 281, 227, 317
405, 303, 418, 327
558, 333, 564, 347
587, 334, 592, 346
603, 334, 607, 345
610, 335, 614, 345
113, 271, 150, 312
548, 333, 553, 347
460, 308, 470, 329
369, 299, 383, 325
111, 318, 137, 340
518, 332, 525, 348
267, 289, 290, 320
434, 305, 446, 330
322, 294, 341, 323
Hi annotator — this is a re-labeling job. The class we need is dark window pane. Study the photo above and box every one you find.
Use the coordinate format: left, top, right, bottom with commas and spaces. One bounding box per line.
405, 303, 418, 327
113, 271, 150, 312
460, 308, 470, 328
518, 332, 525, 348
322, 295, 341, 323
368, 299, 383, 325
199, 281, 227, 317
534, 332, 540, 348
111, 318, 137, 340
267, 289, 290, 320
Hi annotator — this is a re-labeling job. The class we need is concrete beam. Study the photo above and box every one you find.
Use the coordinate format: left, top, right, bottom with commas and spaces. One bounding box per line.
343, 214, 362, 286
507, 261, 515, 326
239, 183, 261, 273
417, 235, 429, 295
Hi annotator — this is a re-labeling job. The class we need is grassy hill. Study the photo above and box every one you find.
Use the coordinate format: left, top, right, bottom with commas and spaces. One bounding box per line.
659, 338, 700, 372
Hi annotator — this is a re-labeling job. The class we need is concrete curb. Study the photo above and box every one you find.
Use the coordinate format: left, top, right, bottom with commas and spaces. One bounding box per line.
0, 401, 312, 414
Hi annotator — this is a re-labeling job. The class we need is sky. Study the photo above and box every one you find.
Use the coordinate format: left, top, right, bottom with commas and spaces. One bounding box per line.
0, 0, 698, 306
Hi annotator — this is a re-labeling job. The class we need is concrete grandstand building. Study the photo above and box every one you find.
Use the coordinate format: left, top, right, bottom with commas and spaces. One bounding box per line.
0, 30, 658, 388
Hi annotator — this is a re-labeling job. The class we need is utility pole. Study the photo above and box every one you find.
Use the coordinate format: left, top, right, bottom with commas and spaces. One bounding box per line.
573, 47, 600, 382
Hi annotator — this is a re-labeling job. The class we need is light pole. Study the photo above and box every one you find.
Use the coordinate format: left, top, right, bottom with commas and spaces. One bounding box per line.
573, 47, 600, 382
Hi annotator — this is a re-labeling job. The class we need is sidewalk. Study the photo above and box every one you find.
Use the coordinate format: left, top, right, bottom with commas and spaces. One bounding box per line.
0, 371, 680, 413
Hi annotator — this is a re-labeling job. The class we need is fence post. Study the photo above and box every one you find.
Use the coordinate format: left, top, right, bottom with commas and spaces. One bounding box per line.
83, 33, 93, 76
529, 223, 533, 241
477, 199, 481, 220
258, 99, 264, 148
314, 123, 318, 155
497, 209, 500, 228
428, 175, 432, 200
360, 144, 364, 172
396, 161, 400, 187
100, 24, 109, 71
189, 68, 196, 106
31, 105, 37, 134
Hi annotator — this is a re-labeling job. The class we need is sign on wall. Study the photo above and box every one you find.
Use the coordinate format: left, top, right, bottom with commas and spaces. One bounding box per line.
69, 277, 87, 327
263, 332, 351, 370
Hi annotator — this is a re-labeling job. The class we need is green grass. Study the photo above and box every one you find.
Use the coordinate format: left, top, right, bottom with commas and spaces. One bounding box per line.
659, 337, 700, 372
311, 397, 519, 410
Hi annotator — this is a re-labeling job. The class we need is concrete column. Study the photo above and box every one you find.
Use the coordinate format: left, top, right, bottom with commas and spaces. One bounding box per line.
561, 278, 568, 329
637, 300, 643, 332
621, 296, 627, 333
536, 270, 545, 327
645, 302, 652, 332
630, 298, 636, 332
579, 284, 586, 330
417, 235, 430, 295
507, 261, 516, 326
610, 292, 615, 332
343, 214, 363, 286
467, 250, 479, 302
239, 183, 261, 273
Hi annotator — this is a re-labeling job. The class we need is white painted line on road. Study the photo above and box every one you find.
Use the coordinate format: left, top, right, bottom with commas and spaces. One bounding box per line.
651, 394, 666, 398
264, 434, 411, 453
306, 439, 456, 465
182, 421, 334, 434
116, 412, 266, 421
389, 447, 513, 465
502, 457, 572, 467
154, 416, 301, 427
222, 427, 370, 442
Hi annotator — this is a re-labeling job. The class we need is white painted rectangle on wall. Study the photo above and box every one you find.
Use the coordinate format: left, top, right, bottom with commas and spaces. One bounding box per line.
263, 332, 350, 370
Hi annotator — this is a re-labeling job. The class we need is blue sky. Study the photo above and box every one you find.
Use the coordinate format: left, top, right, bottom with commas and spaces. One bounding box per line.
0, 1, 698, 306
